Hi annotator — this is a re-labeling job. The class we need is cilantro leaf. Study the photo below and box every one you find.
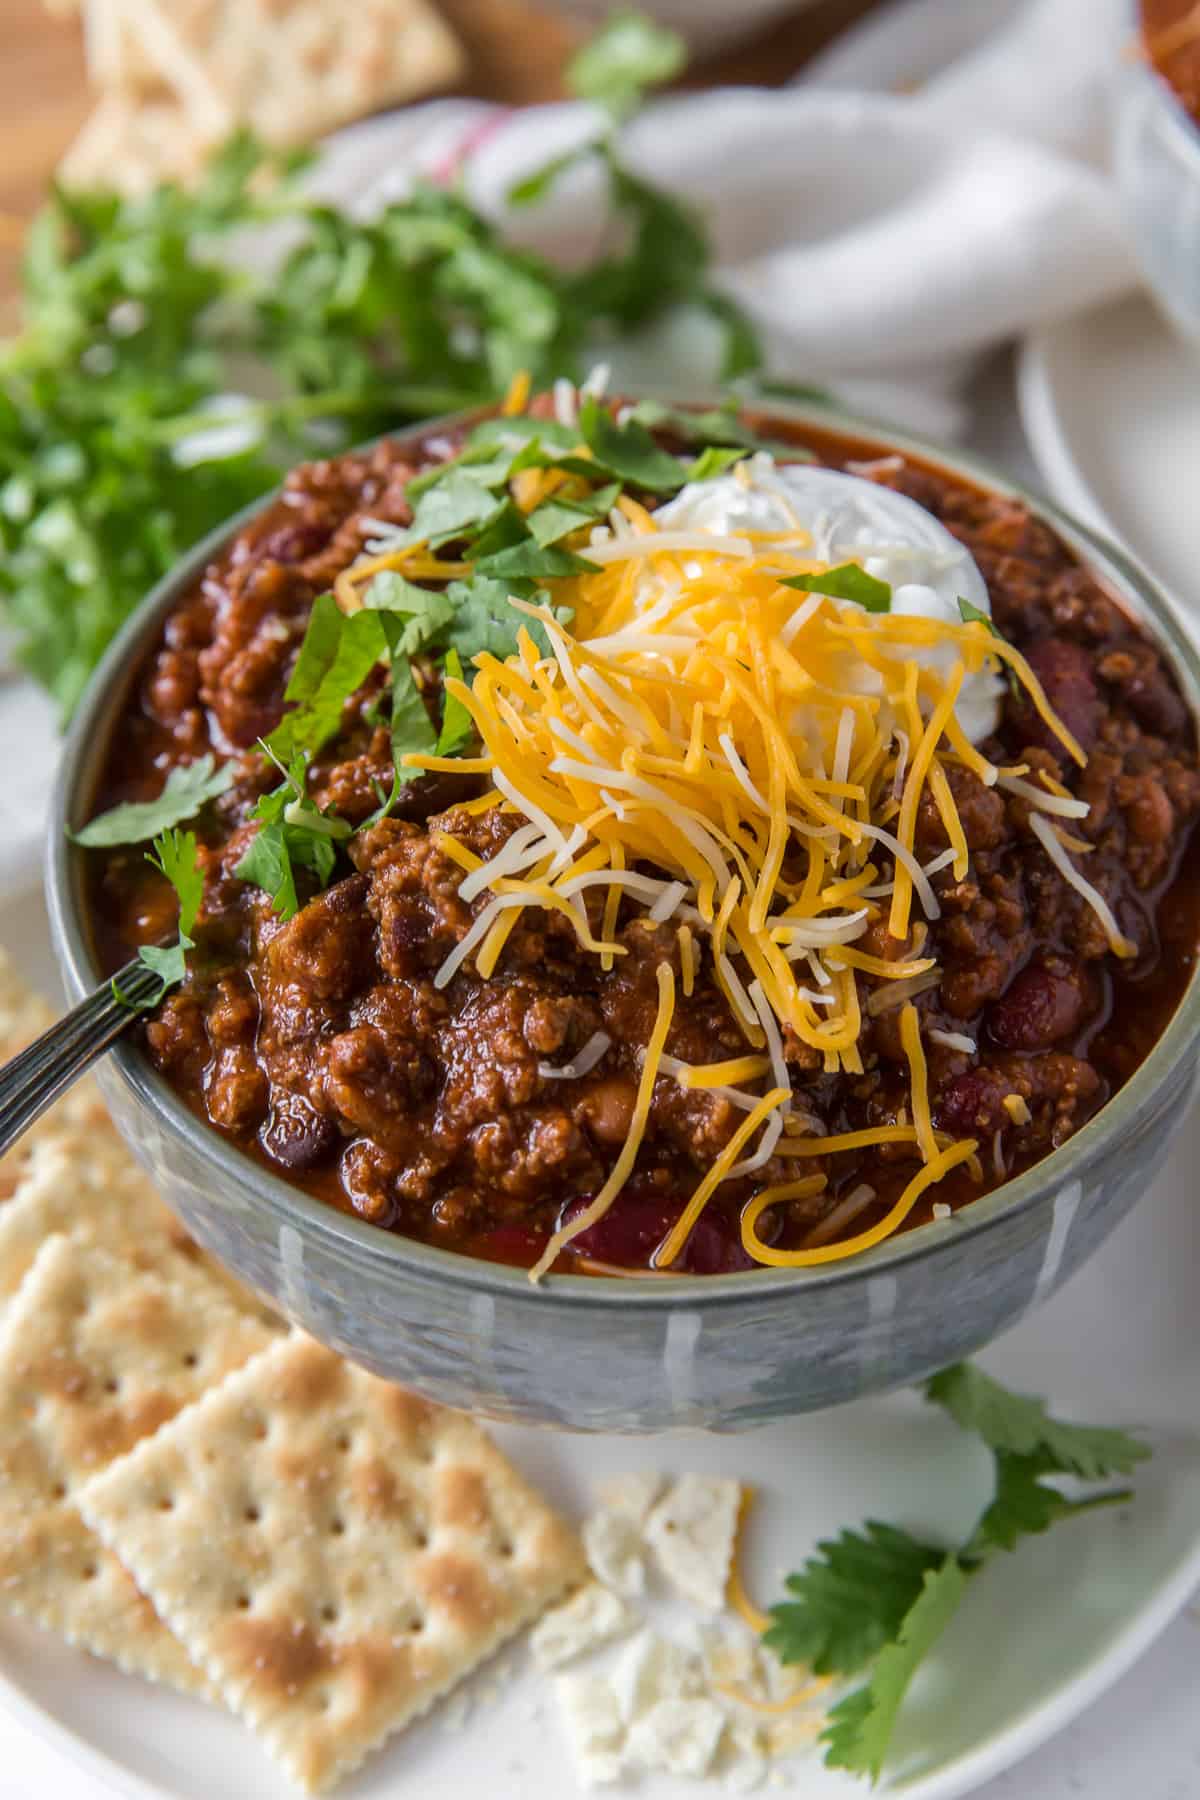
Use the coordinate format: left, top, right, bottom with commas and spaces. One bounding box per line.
763, 1523, 946, 1678
473, 540, 600, 580
565, 10, 686, 119
267, 596, 388, 763
957, 596, 995, 631
578, 394, 688, 492
233, 752, 349, 920
436, 647, 474, 756
969, 1450, 1133, 1556
925, 1363, 1149, 1480
622, 399, 806, 459
385, 646, 438, 784
405, 468, 508, 547
684, 445, 750, 483
467, 500, 531, 562
782, 565, 892, 613
821, 1559, 969, 1783
120, 827, 204, 1005
364, 572, 456, 654
72, 754, 232, 847
441, 576, 573, 665
526, 482, 620, 547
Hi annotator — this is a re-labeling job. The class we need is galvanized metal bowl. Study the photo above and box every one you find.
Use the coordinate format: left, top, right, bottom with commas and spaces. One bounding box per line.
45, 399, 1200, 1433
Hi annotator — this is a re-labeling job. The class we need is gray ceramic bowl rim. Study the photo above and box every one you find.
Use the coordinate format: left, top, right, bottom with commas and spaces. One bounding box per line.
46, 394, 1200, 1312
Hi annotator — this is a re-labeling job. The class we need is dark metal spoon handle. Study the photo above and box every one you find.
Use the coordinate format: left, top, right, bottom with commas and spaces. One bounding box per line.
0, 959, 159, 1158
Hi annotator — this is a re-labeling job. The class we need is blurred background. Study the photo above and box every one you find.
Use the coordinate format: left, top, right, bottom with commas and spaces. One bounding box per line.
0, 0, 890, 305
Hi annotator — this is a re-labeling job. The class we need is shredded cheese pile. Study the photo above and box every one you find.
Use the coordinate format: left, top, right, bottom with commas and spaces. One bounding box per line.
365, 436, 1128, 1280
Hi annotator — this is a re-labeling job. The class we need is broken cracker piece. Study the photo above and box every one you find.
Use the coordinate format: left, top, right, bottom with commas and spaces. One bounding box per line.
79, 1334, 585, 1792
531, 1581, 632, 1672
644, 1475, 741, 1613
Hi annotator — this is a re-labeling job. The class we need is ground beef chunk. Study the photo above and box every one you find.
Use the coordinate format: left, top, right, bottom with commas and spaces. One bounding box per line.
915, 764, 1007, 854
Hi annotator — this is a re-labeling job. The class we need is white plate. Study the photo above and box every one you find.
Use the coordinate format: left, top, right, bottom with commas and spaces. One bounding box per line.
0, 882, 1197, 1799
1019, 292, 1200, 621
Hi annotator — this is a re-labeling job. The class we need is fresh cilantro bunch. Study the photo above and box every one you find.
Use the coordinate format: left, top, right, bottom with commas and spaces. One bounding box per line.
1, 13, 759, 720
764, 1362, 1149, 1783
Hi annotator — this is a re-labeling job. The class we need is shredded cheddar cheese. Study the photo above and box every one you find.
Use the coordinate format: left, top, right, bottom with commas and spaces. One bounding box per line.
334, 405, 1103, 1280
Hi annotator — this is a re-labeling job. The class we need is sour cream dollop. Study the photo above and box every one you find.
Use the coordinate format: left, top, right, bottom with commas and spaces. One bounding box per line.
651, 455, 1003, 744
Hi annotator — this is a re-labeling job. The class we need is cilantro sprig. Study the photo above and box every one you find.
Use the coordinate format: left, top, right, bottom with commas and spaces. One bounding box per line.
565, 10, 686, 120
71, 754, 232, 847
114, 827, 205, 1009
233, 749, 352, 923
765, 1361, 1148, 1783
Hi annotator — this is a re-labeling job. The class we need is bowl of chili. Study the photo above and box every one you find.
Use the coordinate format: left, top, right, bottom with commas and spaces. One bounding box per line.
46, 391, 1200, 1431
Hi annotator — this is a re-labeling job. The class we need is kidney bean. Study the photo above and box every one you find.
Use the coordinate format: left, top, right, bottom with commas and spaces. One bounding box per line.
933, 1069, 1014, 1136
1008, 638, 1099, 757
987, 959, 1088, 1051
562, 1191, 756, 1273
259, 1089, 339, 1170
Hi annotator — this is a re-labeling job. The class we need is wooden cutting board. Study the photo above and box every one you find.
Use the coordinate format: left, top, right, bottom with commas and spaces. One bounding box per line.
0, 0, 879, 306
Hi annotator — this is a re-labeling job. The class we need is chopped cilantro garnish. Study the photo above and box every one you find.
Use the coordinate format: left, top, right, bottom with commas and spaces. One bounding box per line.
404, 468, 510, 548
578, 395, 690, 493
622, 398, 815, 461
365, 573, 456, 654
683, 445, 751, 483
565, 9, 685, 120
783, 564, 892, 613
765, 1361, 1148, 1783
381, 637, 438, 785
957, 598, 1023, 698
957, 596, 993, 631
267, 595, 389, 764
115, 827, 205, 1008
436, 647, 474, 757
474, 540, 600, 580
72, 754, 232, 847
233, 750, 351, 921
441, 576, 573, 664
526, 481, 621, 547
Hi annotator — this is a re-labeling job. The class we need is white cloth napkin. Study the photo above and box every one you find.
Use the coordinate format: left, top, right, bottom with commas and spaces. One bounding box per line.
314, 0, 1135, 439
0, 0, 1142, 899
